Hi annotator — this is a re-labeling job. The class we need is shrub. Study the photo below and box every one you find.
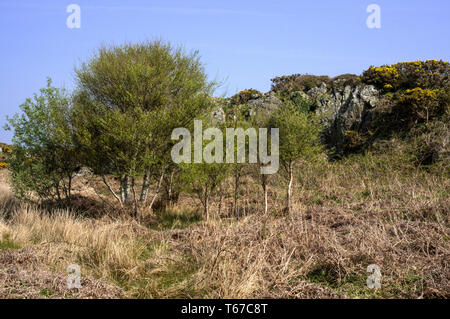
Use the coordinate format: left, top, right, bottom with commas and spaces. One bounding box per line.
330, 74, 361, 89
343, 130, 366, 153
0, 143, 12, 169
361, 60, 450, 92
397, 88, 444, 123
270, 74, 331, 93
359, 60, 450, 142
230, 89, 262, 105
4, 79, 79, 203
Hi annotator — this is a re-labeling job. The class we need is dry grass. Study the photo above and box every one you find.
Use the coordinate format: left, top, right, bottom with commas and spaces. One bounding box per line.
0, 150, 449, 299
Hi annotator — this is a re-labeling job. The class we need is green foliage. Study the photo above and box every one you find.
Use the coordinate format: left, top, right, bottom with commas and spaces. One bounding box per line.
73, 40, 216, 207
278, 91, 317, 113
4, 79, 79, 202
180, 161, 229, 219
361, 60, 449, 124
270, 101, 323, 211
179, 121, 230, 219
397, 88, 444, 123
406, 114, 450, 167
355, 60, 450, 153
271, 101, 323, 172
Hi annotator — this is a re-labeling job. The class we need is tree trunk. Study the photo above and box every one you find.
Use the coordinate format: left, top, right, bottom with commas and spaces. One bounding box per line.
168, 170, 175, 208
234, 170, 239, 217
120, 175, 132, 204
131, 178, 140, 221
262, 178, 268, 214
205, 195, 210, 221
102, 175, 123, 206
287, 164, 293, 213
148, 172, 164, 211
68, 175, 72, 199
260, 174, 269, 214
139, 170, 152, 202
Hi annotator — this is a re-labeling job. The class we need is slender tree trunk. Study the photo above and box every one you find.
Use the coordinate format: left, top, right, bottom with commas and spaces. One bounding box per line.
287, 163, 293, 213
205, 195, 210, 221
148, 172, 164, 211
102, 175, 123, 206
168, 170, 175, 208
131, 178, 140, 221
68, 175, 72, 199
55, 180, 62, 204
139, 170, 152, 202
262, 177, 268, 214
234, 169, 240, 217
120, 175, 132, 204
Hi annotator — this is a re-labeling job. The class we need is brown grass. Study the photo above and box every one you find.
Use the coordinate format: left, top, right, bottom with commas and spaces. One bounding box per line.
0, 149, 449, 299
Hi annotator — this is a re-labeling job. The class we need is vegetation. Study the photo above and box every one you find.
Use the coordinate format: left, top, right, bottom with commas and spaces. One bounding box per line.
4, 79, 78, 203
0, 143, 12, 169
0, 50, 449, 298
271, 74, 331, 93
72, 41, 216, 219
0, 142, 448, 298
230, 89, 262, 105
270, 101, 323, 213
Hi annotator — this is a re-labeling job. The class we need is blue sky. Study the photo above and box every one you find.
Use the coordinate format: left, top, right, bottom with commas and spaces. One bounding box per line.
1, 0, 449, 142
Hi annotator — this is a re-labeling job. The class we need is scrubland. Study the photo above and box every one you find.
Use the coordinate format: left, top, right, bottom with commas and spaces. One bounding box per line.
1, 146, 448, 299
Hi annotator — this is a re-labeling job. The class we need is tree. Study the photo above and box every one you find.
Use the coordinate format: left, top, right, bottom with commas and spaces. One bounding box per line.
178, 118, 230, 221
225, 105, 254, 217
271, 101, 323, 213
73, 40, 216, 217
248, 102, 276, 215
4, 79, 79, 203
181, 161, 229, 221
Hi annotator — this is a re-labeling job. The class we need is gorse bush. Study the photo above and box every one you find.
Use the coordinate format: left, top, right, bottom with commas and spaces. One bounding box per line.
346, 60, 450, 154
0, 143, 12, 168
361, 60, 449, 124
361, 60, 450, 92
397, 87, 444, 123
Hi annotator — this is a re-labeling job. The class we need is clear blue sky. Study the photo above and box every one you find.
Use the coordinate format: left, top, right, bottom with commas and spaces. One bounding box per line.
1, 0, 449, 143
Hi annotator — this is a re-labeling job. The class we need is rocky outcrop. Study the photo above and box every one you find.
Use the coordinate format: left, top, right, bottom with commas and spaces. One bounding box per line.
247, 92, 283, 119
213, 81, 381, 154
306, 83, 380, 153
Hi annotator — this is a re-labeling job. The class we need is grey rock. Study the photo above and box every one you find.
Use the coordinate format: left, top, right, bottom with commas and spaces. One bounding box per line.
212, 107, 226, 123
305, 83, 380, 153
247, 92, 283, 118
73, 167, 93, 179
